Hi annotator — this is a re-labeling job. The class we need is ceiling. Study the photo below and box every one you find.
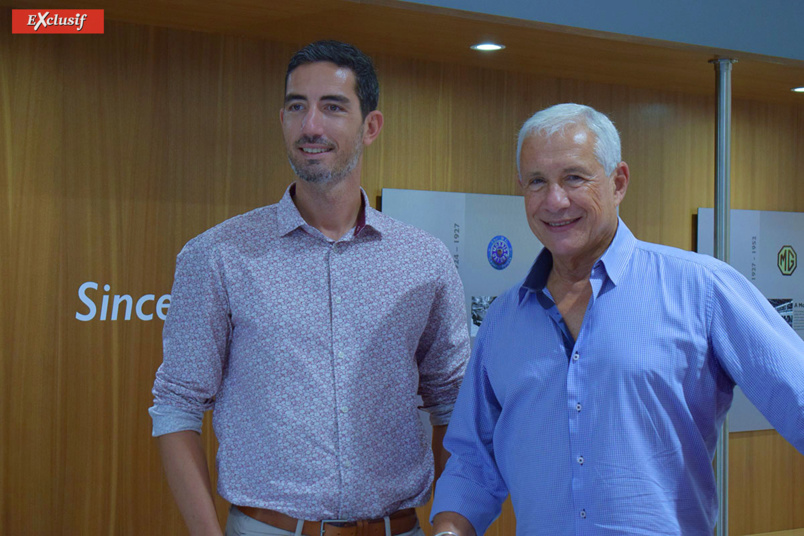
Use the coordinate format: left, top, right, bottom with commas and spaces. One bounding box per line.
4, 0, 804, 104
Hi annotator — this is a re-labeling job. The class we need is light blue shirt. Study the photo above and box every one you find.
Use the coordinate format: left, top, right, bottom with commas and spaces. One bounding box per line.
431, 220, 804, 535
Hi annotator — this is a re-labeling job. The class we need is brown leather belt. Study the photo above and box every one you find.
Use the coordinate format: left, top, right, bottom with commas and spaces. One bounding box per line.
236, 506, 418, 536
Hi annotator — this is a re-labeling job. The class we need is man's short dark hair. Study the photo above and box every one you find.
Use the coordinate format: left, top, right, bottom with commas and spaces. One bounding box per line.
285, 40, 379, 119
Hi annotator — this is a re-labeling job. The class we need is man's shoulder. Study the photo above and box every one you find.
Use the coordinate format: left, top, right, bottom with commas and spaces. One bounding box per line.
368, 207, 451, 251
182, 204, 278, 255
632, 238, 727, 274
482, 276, 528, 319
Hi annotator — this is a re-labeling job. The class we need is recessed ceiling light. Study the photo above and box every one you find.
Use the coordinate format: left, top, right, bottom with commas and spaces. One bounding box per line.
471, 43, 505, 51
792, 87, 804, 93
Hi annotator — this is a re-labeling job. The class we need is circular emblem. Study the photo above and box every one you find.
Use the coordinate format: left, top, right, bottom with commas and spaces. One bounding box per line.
487, 235, 513, 270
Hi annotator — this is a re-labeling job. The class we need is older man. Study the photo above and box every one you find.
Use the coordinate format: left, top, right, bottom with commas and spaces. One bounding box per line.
150, 41, 470, 536
430, 103, 804, 535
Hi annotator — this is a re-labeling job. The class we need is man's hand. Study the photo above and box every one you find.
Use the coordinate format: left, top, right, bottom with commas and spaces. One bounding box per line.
432, 511, 476, 536
158, 431, 223, 536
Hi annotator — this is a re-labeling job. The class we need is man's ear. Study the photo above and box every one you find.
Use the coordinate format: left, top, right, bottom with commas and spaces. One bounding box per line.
361, 110, 384, 146
612, 161, 630, 206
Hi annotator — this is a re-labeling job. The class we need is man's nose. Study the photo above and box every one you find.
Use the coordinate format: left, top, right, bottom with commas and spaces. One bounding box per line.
301, 107, 325, 137
545, 183, 570, 210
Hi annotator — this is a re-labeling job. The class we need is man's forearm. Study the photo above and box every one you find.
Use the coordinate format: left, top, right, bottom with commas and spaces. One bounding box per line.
158, 430, 223, 536
432, 511, 476, 536
432, 424, 450, 484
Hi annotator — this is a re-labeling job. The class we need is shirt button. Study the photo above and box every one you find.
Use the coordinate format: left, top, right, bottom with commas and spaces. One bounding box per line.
337, 351, 345, 359
334, 296, 342, 304
340, 406, 348, 413
572, 353, 580, 361
577, 456, 584, 465
576, 403, 582, 412
343, 460, 351, 468
580, 510, 587, 519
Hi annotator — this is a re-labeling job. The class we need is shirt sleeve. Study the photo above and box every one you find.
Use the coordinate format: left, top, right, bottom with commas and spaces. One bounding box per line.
708, 264, 804, 453
415, 246, 471, 425
430, 317, 509, 534
149, 236, 232, 437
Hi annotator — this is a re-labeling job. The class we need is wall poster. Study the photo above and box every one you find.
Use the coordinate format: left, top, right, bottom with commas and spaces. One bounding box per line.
697, 208, 804, 432
382, 188, 544, 338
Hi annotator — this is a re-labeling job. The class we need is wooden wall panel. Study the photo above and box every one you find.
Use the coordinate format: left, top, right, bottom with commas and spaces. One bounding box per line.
2, 9, 803, 535
732, 101, 804, 212
731, 430, 804, 535
3, 19, 67, 534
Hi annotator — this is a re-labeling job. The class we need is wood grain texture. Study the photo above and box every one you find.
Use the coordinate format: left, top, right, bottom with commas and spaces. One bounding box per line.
1, 9, 802, 535
3, 0, 804, 104
747, 529, 804, 536
730, 430, 804, 536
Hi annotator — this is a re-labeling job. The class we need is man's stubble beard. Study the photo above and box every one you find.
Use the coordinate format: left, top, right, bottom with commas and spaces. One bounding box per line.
288, 127, 364, 187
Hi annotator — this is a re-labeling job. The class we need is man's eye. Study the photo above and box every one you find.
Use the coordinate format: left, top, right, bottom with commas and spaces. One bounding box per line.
325, 104, 343, 112
567, 175, 585, 183
287, 103, 303, 112
526, 178, 545, 190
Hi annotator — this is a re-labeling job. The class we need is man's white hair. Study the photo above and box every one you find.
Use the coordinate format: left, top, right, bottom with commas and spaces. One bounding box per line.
517, 103, 621, 177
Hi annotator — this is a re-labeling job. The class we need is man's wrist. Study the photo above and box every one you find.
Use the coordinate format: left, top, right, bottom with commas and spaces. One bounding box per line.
432, 511, 475, 536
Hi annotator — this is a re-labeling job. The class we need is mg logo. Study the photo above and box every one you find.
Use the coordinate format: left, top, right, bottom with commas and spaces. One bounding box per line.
777, 245, 797, 276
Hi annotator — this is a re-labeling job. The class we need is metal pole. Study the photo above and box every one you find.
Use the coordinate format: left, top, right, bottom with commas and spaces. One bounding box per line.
710, 57, 736, 536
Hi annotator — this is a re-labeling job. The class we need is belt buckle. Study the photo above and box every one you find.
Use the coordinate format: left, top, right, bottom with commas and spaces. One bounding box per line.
319, 518, 350, 536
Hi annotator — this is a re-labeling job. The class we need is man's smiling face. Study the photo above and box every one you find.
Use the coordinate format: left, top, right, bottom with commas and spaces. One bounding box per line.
281, 61, 367, 186
518, 123, 628, 268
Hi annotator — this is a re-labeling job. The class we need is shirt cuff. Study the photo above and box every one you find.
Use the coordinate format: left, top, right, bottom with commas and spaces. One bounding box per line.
421, 402, 454, 427
430, 473, 503, 535
149, 404, 204, 437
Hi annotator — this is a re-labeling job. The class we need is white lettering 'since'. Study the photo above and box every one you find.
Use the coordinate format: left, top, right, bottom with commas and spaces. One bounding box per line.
76, 281, 171, 321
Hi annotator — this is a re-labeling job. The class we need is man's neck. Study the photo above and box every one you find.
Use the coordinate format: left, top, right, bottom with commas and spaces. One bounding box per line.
292, 174, 363, 241
546, 259, 596, 343
548, 221, 618, 294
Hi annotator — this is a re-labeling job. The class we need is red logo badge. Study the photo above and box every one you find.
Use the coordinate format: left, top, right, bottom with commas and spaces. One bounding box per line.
12, 9, 104, 34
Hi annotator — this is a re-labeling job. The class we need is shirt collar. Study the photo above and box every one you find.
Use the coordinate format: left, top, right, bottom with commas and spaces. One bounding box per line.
518, 217, 636, 303
598, 218, 636, 287
277, 183, 385, 239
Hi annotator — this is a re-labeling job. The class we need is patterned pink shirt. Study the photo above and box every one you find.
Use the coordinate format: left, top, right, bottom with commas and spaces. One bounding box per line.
150, 184, 470, 520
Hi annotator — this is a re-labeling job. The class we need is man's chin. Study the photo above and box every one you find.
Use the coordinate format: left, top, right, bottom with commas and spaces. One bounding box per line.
299, 171, 331, 183
288, 151, 360, 187
289, 160, 335, 185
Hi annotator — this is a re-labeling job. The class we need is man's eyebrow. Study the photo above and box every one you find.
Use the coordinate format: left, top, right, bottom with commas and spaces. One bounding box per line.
320, 94, 351, 104
523, 171, 544, 180
284, 94, 352, 105
562, 165, 593, 175
284, 93, 306, 104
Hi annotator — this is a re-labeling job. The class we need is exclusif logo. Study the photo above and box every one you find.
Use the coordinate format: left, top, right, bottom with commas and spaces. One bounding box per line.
11, 9, 104, 34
